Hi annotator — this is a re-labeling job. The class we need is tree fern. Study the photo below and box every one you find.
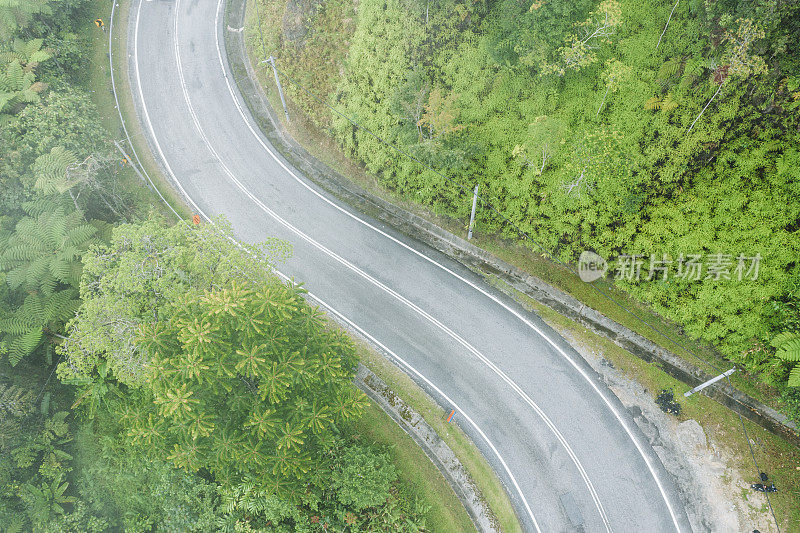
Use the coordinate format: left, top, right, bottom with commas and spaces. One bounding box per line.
0, 382, 34, 417
7, 328, 43, 365
770, 331, 796, 348
678, 58, 703, 93
0, 57, 45, 115
644, 96, 661, 111
776, 337, 800, 362
657, 58, 680, 81
772, 332, 800, 387
32, 147, 80, 194
0, 290, 80, 365
1, 38, 51, 68
0, 202, 98, 294
790, 365, 800, 387
660, 93, 680, 112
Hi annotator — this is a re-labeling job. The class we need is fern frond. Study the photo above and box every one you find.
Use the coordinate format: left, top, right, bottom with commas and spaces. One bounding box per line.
64, 224, 98, 249
22, 197, 61, 217
661, 93, 680, 112
7, 327, 43, 365
789, 364, 800, 387
644, 96, 661, 111
0, 315, 32, 335
42, 290, 80, 322
1, 205, 91, 293
0, 383, 34, 417
33, 146, 78, 194
1, 60, 25, 91
776, 338, 800, 362
770, 331, 797, 348
657, 58, 680, 80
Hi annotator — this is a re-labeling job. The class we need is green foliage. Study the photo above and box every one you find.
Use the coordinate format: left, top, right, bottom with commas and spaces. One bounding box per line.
0, 83, 109, 215
1, 38, 52, 68
50, 217, 428, 530
32, 146, 79, 194
0, 290, 79, 366
291, 0, 800, 392
0, 200, 98, 294
329, 444, 396, 511
70, 424, 219, 532
0, 409, 80, 531
0, 0, 52, 39
491, 0, 592, 70
0, 198, 96, 365
0, 382, 35, 454
770, 331, 800, 387
540, 0, 622, 76
781, 387, 800, 426
4, 85, 107, 169
19, 473, 77, 527
58, 217, 368, 493
216, 438, 425, 531
0, 58, 47, 118
0, 382, 34, 417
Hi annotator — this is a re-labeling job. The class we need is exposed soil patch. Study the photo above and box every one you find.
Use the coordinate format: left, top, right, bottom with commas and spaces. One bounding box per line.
562, 331, 780, 533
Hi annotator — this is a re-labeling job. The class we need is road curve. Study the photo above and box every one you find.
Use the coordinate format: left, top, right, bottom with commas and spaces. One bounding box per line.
126, 0, 692, 530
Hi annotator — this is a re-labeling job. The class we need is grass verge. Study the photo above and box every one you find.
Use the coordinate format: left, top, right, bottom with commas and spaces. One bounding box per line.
354, 341, 522, 533
89, 1, 490, 530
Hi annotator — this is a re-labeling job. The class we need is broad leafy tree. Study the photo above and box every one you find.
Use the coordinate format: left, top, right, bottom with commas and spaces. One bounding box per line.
58, 217, 367, 494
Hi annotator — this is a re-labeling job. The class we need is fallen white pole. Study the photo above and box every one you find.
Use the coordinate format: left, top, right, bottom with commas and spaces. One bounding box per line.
684, 367, 736, 397
467, 185, 479, 240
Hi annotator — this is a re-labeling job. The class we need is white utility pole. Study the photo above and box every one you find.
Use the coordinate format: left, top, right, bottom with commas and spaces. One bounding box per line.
266, 56, 290, 123
684, 367, 736, 397
467, 185, 479, 240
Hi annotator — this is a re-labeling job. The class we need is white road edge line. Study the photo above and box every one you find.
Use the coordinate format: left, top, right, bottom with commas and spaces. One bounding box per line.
137, 0, 686, 528
212, 3, 685, 531
132, 0, 543, 531
293, 280, 544, 533
187, 1, 613, 529
176, 0, 574, 527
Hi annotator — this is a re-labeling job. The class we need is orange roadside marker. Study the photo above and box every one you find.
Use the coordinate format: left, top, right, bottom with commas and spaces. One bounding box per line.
192, 214, 201, 225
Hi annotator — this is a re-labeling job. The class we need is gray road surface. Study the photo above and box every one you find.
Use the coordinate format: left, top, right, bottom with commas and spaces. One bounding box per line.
127, 0, 693, 530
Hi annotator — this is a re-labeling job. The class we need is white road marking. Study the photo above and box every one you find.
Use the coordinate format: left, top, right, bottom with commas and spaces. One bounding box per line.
289, 281, 544, 533
131, 0, 686, 529
189, 0, 615, 528
210, 3, 685, 530
133, 0, 545, 530
180, 0, 572, 527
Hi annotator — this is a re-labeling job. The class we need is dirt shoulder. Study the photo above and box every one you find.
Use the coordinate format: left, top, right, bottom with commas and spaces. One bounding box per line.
493, 278, 799, 531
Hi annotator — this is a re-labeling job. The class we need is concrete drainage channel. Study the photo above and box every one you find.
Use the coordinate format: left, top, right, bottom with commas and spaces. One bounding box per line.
355, 365, 501, 533
222, 0, 800, 452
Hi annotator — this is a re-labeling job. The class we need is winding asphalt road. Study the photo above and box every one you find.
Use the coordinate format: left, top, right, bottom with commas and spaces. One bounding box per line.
125, 0, 693, 530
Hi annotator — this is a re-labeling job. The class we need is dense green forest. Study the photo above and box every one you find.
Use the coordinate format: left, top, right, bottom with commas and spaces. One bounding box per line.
252, 0, 800, 416
0, 1, 435, 530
